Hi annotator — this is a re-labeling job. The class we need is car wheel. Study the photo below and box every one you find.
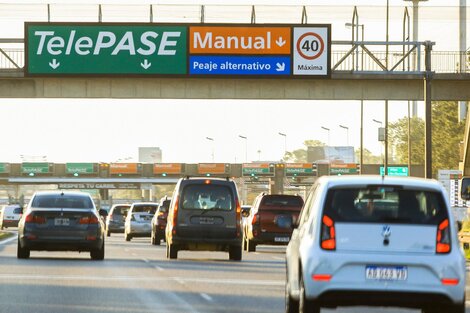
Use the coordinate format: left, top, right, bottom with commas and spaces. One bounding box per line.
285, 282, 299, 313
168, 243, 178, 259
90, 242, 105, 260
125, 232, 132, 242
299, 274, 320, 313
17, 239, 30, 259
247, 239, 256, 252
229, 245, 242, 261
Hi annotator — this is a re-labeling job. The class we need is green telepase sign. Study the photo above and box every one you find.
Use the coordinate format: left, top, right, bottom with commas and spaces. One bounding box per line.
26, 23, 187, 75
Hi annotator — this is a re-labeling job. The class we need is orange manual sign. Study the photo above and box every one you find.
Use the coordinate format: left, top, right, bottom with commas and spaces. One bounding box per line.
190, 26, 291, 55
109, 163, 140, 174
153, 163, 182, 174
198, 163, 228, 174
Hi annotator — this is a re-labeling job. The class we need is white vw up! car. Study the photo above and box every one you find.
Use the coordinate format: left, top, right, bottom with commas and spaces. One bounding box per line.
286, 175, 466, 313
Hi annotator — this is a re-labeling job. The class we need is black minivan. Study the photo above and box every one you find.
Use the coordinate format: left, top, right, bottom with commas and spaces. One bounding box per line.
165, 177, 242, 261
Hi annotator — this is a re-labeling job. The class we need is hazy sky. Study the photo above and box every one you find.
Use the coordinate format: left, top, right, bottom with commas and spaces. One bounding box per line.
0, 0, 464, 164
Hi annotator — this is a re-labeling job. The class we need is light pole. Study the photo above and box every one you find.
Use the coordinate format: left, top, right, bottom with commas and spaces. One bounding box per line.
206, 137, 214, 162
238, 135, 248, 162
278, 132, 287, 160
339, 125, 349, 146
321, 126, 330, 146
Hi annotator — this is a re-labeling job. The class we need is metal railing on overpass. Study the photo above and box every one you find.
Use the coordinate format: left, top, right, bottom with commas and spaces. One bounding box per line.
0, 38, 467, 74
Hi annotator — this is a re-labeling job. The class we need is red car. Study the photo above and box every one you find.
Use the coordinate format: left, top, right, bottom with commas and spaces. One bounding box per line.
243, 193, 303, 252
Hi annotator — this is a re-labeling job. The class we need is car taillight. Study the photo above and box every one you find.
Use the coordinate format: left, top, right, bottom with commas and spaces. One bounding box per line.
79, 215, 100, 224
24, 213, 46, 224
321, 215, 336, 250
436, 218, 451, 254
172, 197, 179, 235
236, 199, 241, 237
251, 213, 260, 225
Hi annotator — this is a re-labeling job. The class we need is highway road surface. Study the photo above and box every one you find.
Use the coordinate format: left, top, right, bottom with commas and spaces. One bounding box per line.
0, 232, 468, 313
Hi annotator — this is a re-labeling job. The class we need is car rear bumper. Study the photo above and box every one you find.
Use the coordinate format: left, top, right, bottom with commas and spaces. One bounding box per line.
171, 235, 242, 248
106, 222, 125, 233
315, 290, 460, 309
301, 249, 466, 307
2, 220, 19, 228
250, 231, 291, 245
19, 235, 103, 252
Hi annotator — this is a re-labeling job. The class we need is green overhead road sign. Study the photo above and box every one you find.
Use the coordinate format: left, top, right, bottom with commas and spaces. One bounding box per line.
66, 163, 96, 174
26, 23, 187, 75
285, 163, 315, 176
21, 162, 51, 174
380, 166, 409, 176
242, 163, 274, 177
0, 163, 10, 174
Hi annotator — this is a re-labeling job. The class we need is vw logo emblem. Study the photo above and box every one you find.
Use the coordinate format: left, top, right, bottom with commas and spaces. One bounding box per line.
382, 225, 391, 238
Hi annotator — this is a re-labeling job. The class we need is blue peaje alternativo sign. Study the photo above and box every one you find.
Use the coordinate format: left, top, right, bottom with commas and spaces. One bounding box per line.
189, 56, 291, 75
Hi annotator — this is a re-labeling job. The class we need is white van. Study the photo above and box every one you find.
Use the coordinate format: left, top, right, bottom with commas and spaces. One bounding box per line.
0, 204, 22, 229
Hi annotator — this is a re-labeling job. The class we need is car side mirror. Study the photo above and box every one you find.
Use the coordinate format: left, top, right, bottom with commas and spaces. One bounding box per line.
99, 209, 108, 217
461, 177, 470, 200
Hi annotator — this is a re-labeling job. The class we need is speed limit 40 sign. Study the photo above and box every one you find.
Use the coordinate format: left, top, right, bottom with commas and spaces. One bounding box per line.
293, 26, 330, 76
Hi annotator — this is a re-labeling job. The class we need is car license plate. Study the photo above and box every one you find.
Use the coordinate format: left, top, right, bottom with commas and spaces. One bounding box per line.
366, 265, 407, 281
274, 237, 290, 243
54, 218, 70, 226
199, 217, 214, 225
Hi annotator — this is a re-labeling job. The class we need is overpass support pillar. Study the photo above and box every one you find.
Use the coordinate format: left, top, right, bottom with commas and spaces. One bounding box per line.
99, 189, 109, 201
424, 41, 434, 178
142, 189, 151, 201
270, 164, 285, 195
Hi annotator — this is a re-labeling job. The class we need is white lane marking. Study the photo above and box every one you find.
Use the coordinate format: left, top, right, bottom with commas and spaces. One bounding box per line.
0, 274, 283, 286
0, 235, 17, 245
200, 293, 213, 302
154, 265, 164, 272
142, 258, 149, 263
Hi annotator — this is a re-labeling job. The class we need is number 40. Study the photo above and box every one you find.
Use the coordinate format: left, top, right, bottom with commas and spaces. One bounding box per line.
302, 40, 319, 52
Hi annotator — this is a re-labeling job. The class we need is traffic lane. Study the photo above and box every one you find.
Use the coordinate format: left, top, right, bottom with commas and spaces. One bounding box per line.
110, 238, 286, 312
111, 239, 441, 313
0, 238, 210, 313
0, 236, 283, 313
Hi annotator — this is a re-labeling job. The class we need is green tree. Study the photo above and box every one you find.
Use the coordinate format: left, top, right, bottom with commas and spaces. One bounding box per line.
388, 101, 464, 175
283, 140, 325, 163
355, 148, 383, 164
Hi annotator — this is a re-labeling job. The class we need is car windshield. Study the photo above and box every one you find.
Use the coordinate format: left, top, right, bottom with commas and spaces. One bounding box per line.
323, 185, 448, 225
181, 184, 234, 210
132, 205, 157, 214
32, 194, 94, 209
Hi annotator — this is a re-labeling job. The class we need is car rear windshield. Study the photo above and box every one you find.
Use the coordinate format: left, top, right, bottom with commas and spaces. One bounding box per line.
32, 195, 94, 209
132, 205, 157, 214
260, 195, 303, 208
159, 200, 171, 213
13, 207, 22, 214
323, 185, 448, 225
113, 205, 129, 215
181, 184, 234, 211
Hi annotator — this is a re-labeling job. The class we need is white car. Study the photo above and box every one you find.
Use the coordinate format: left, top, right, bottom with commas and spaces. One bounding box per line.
124, 202, 158, 241
285, 175, 466, 313
0, 204, 22, 229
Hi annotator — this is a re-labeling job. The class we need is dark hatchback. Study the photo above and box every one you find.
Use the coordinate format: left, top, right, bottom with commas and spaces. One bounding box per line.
17, 191, 107, 260
165, 177, 242, 261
